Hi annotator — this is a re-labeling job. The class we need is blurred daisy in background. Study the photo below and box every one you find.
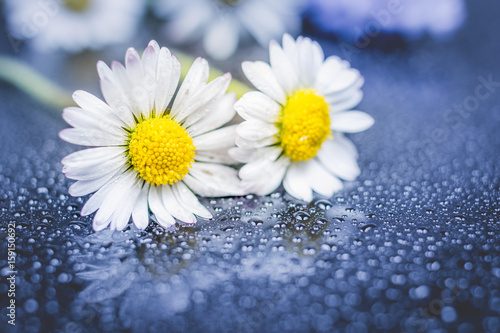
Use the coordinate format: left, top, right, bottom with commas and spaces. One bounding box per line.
60, 40, 243, 231
231, 34, 374, 202
4, 0, 146, 53
306, 0, 467, 41
154, 0, 305, 60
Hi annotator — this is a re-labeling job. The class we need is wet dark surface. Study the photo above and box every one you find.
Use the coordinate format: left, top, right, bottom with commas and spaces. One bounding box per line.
1, 2, 500, 332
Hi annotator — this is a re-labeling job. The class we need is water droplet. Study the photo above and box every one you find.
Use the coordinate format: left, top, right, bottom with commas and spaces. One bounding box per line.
360, 224, 376, 232
293, 211, 310, 221
315, 200, 332, 210
247, 218, 263, 226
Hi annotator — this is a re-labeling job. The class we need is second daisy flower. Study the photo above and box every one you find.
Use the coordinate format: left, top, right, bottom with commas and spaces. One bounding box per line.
231, 34, 374, 202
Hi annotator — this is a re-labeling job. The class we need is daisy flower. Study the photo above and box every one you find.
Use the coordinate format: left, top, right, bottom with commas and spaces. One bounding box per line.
231, 34, 374, 202
4, 0, 145, 53
59, 40, 243, 231
154, 0, 304, 60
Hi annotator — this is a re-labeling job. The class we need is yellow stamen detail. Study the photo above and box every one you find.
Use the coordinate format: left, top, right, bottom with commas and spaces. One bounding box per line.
279, 89, 331, 162
127, 116, 195, 186
65, 0, 90, 12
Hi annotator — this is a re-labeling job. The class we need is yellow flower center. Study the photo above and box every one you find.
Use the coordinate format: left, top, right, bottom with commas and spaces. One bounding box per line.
127, 116, 196, 186
65, 0, 90, 12
279, 89, 331, 162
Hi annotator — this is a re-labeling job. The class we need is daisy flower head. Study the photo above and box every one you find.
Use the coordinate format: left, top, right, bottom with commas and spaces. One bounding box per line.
4, 0, 145, 53
59, 40, 243, 231
155, 0, 304, 60
231, 34, 374, 202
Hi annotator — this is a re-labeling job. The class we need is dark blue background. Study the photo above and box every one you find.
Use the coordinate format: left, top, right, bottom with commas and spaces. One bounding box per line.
0, 1, 499, 332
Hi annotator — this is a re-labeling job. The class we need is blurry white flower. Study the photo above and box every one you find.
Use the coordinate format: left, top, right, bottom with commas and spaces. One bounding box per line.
231, 34, 374, 202
4, 0, 145, 53
60, 40, 243, 231
155, 0, 304, 60
307, 0, 466, 40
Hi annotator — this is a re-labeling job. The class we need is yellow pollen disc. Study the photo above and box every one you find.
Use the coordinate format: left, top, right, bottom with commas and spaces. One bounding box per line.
279, 88, 331, 162
127, 116, 196, 186
65, 0, 90, 12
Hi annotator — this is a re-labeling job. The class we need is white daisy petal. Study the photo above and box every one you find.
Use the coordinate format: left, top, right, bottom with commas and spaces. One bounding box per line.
174, 182, 212, 219
193, 125, 237, 151
327, 90, 364, 113
131, 185, 150, 230
187, 92, 237, 137
59, 128, 124, 147
62, 107, 124, 138
183, 174, 231, 198
269, 40, 299, 94
322, 69, 362, 95
335, 133, 359, 158
141, 41, 161, 116
125, 47, 144, 85
98, 73, 135, 127
235, 135, 279, 149
171, 57, 209, 119
234, 91, 281, 123
304, 159, 343, 197
322, 77, 364, 105
203, 15, 240, 60
63, 154, 125, 181
331, 111, 374, 133
239, 154, 288, 180
298, 37, 322, 87
161, 185, 196, 224
317, 139, 361, 181
155, 48, 180, 114
229, 146, 282, 163
181, 73, 232, 127
283, 162, 313, 202
188, 162, 244, 197
149, 186, 175, 228
110, 179, 142, 231
250, 159, 288, 195
72, 90, 120, 122
314, 56, 348, 92
68, 165, 125, 197
164, 4, 212, 44
195, 149, 237, 165
80, 172, 124, 217
237, 1, 286, 48
235, 120, 279, 141
62, 147, 124, 168
242, 61, 286, 104
92, 171, 137, 230
282, 33, 299, 73
110, 60, 144, 120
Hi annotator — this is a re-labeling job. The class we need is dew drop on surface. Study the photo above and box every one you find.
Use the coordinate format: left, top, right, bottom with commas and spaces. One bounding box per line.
315, 200, 332, 210
360, 224, 377, 232
247, 218, 263, 226
293, 211, 310, 221
295, 223, 305, 231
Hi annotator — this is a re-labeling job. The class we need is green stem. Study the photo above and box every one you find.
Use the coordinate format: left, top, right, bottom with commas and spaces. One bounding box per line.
0, 56, 75, 110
